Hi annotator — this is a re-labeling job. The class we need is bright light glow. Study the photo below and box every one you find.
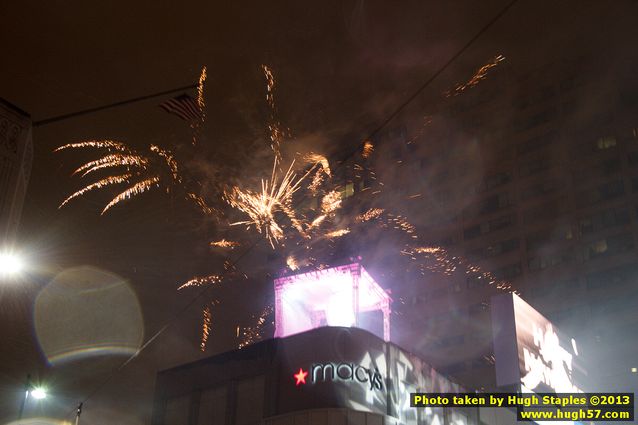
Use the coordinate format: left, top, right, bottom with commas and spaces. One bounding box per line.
31, 387, 47, 399
0, 252, 23, 276
631, 367, 637, 373
274, 263, 391, 340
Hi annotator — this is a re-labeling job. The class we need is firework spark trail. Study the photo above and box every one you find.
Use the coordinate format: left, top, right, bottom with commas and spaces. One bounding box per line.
101, 176, 161, 214
74, 154, 149, 177
238, 304, 273, 349
177, 274, 223, 290
404, 246, 514, 291
325, 228, 350, 238
54, 140, 131, 153
197, 66, 207, 112
362, 140, 374, 159
150, 145, 181, 182
387, 214, 418, 239
210, 239, 240, 249
307, 171, 325, 195
303, 153, 331, 176
406, 115, 433, 145
192, 66, 208, 146
58, 141, 186, 213
355, 208, 385, 223
200, 305, 212, 351
185, 192, 217, 216
445, 55, 505, 97
262, 64, 287, 161
303, 152, 332, 195
226, 160, 311, 247
59, 174, 132, 208
321, 190, 342, 214
286, 255, 299, 271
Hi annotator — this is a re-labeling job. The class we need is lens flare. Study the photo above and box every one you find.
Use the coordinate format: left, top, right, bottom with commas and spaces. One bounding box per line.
34, 267, 144, 364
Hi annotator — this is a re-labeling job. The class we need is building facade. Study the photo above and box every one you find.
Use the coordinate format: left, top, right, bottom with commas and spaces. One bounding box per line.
151, 327, 492, 425
0, 98, 33, 243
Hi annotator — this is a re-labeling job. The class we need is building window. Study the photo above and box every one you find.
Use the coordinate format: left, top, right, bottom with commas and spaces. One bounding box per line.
235, 375, 264, 425
491, 262, 522, 280
463, 214, 515, 240
198, 387, 227, 425
526, 225, 573, 251
519, 156, 552, 177
574, 179, 624, 207
596, 135, 617, 150
517, 131, 555, 156
522, 200, 565, 225
468, 301, 490, 316
164, 395, 190, 425
340, 182, 354, 199
521, 179, 558, 201
476, 171, 511, 193
463, 192, 512, 217
528, 249, 574, 271
579, 207, 630, 235
586, 263, 638, 290
583, 233, 634, 261
466, 238, 519, 260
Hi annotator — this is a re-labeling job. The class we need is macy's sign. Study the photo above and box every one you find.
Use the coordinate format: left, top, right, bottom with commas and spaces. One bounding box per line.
293, 362, 384, 390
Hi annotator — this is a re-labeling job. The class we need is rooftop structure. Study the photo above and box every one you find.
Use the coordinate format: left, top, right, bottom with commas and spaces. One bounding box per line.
274, 263, 391, 341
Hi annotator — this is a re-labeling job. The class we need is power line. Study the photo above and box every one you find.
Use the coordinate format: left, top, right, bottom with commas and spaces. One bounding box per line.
365, 0, 519, 143
63, 0, 520, 418
33, 84, 197, 127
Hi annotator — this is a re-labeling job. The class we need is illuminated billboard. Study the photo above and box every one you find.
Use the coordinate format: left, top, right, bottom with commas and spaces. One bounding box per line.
491, 293, 586, 394
274, 263, 391, 341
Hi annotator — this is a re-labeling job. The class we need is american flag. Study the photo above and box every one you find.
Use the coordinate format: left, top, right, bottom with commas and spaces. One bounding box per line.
159, 94, 202, 122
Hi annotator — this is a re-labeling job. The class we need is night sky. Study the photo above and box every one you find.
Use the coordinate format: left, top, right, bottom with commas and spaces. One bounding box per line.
1, 1, 637, 424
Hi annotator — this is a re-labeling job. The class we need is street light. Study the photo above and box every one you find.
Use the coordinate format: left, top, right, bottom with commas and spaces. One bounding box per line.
31, 387, 47, 400
17, 375, 47, 420
0, 251, 24, 277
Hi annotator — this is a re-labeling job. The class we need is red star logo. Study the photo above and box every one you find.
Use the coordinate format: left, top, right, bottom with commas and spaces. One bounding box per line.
293, 368, 308, 386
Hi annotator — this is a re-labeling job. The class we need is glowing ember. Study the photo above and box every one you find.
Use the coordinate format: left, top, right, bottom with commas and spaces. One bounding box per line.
321, 190, 342, 214
177, 274, 223, 290
303, 152, 331, 176
362, 140, 374, 159
445, 55, 505, 97
150, 145, 181, 182
356, 208, 384, 223
200, 305, 212, 351
262, 64, 287, 160
238, 304, 273, 349
210, 239, 240, 249
404, 246, 514, 292
325, 228, 350, 238
286, 255, 299, 270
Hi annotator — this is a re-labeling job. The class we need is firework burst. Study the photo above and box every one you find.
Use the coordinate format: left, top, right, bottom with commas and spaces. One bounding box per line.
56, 58, 517, 353
225, 160, 311, 247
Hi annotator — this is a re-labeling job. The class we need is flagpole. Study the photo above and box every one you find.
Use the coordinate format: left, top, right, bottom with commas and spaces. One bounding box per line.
33, 83, 197, 127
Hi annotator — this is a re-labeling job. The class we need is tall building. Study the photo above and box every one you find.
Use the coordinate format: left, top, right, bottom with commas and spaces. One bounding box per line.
0, 98, 33, 243
353, 55, 638, 393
